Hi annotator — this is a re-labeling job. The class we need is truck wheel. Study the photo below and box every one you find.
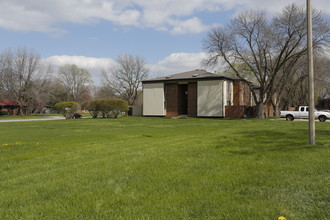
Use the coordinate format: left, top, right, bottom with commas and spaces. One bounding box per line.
286, 115, 294, 121
319, 115, 327, 122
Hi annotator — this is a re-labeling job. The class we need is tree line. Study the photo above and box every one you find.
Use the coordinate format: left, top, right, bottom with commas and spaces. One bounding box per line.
0, 49, 148, 115
203, 3, 330, 117
54, 99, 128, 119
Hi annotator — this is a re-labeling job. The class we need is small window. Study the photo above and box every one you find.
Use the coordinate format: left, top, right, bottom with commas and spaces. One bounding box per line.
306, 107, 309, 112
301, 107, 305, 111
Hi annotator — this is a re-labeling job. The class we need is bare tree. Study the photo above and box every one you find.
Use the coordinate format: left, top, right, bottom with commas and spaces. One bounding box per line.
93, 85, 116, 99
314, 55, 330, 99
0, 50, 15, 100
278, 57, 309, 109
203, 4, 330, 117
102, 54, 149, 106
271, 53, 330, 111
0, 48, 51, 115
46, 79, 70, 107
28, 66, 54, 113
58, 64, 92, 103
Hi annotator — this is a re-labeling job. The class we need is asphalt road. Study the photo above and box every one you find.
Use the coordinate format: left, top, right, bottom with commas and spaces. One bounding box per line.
277, 118, 330, 122
0, 116, 65, 122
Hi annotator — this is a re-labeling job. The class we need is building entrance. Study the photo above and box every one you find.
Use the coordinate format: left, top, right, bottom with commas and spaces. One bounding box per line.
178, 84, 188, 115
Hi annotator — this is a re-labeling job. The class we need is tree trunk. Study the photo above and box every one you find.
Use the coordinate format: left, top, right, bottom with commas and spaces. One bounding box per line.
273, 102, 280, 117
18, 102, 25, 116
256, 102, 265, 118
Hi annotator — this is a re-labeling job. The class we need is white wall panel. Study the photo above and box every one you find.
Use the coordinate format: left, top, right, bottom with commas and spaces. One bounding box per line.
143, 83, 165, 116
197, 80, 224, 117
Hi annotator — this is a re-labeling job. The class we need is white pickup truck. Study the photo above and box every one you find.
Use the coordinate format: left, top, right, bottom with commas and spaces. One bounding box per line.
280, 106, 330, 122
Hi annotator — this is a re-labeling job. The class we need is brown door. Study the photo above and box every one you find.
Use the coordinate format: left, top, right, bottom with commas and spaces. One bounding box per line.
165, 83, 179, 117
178, 84, 188, 115
188, 82, 197, 117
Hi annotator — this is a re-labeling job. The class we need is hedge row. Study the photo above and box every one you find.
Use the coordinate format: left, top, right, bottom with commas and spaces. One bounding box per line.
0, 110, 9, 116
54, 102, 80, 119
82, 98, 128, 118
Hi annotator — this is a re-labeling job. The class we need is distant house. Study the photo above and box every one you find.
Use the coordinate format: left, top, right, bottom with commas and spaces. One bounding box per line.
0, 99, 28, 115
142, 69, 254, 118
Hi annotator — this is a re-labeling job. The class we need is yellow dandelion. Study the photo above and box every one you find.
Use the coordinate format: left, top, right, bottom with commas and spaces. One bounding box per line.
2, 144, 9, 147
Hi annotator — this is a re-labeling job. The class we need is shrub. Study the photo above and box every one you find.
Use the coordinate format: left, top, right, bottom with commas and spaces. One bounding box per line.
82, 100, 99, 118
110, 98, 129, 118
54, 102, 80, 119
99, 98, 129, 118
0, 110, 9, 116
82, 98, 128, 118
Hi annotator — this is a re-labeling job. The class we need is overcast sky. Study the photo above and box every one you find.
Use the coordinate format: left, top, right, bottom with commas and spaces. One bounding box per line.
0, 0, 329, 82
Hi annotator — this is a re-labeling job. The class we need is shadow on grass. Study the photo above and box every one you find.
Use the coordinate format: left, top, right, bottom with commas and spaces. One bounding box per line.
215, 128, 325, 156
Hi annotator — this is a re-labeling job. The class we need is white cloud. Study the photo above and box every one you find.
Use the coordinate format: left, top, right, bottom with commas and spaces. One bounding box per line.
2, 0, 328, 35
169, 17, 209, 35
149, 52, 219, 78
43, 55, 116, 83
43, 55, 116, 69
43, 52, 221, 83
0, 2, 63, 35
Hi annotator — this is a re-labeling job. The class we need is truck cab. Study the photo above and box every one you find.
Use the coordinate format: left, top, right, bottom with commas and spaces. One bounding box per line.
296, 106, 309, 118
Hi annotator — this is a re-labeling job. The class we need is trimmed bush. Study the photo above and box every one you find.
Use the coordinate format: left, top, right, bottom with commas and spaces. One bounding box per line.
82, 98, 128, 118
0, 110, 9, 116
54, 102, 80, 119
82, 100, 99, 118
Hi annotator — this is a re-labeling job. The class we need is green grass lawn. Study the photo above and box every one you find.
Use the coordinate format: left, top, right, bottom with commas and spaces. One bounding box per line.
0, 117, 329, 219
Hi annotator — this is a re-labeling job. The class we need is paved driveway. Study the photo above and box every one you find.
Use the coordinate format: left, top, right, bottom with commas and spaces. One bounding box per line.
0, 116, 65, 122
277, 118, 330, 122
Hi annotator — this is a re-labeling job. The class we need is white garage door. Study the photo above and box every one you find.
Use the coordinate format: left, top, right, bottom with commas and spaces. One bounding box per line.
143, 83, 165, 116
197, 80, 224, 117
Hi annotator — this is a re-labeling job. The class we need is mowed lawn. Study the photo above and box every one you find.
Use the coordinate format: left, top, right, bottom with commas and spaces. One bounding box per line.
0, 117, 329, 219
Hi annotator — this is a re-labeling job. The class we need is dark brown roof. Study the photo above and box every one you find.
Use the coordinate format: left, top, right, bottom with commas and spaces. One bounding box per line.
143, 69, 237, 83
0, 99, 19, 106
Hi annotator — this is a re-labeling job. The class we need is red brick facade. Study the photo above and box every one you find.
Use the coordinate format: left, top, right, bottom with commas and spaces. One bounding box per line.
164, 82, 198, 117
187, 82, 197, 117
233, 81, 252, 106
225, 106, 256, 118
225, 103, 274, 118
226, 81, 271, 118
165, 83, 179, 117
0, 99, 28, 115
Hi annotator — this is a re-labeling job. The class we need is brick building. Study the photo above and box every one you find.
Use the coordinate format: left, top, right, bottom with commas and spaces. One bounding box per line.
0, 99, 28, 115
142, 69, 254, 118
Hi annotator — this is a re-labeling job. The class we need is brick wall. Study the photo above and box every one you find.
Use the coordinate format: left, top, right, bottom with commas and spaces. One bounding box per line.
233, 81, 252, 106
187, 82, 197, 117
233, 82, 241, 106
264, 103, 274, 117
165, 83, 179, 117
225, 106, 256, 118
225, 104, 274, 118
1, 107, 21, 115
243, 83, 252, 106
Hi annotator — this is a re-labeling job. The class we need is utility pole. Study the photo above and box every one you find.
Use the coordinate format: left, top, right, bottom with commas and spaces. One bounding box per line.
307, 0, 316, 145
